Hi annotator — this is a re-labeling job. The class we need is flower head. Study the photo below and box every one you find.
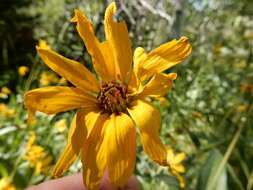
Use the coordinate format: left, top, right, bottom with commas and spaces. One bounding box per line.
0, 103, 15, 118
24, 2, 191, 189
239, 82, 251, 92
0, 87, 12, 99
1, 87, 11, 94
39, 71, 59, 86
24, 132, 52, 175
18, 66, 29, 76
234, 105, 248, 111
166, 147, 186, 188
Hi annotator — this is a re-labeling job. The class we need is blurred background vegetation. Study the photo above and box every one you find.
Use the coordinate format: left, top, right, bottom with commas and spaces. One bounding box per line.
0, 0, 253, 189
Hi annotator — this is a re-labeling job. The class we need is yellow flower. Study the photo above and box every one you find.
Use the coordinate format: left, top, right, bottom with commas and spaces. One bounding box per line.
191, 111, 204, 120
55, 119, 68, 133
166, 147, 186, 188
58, 77, 68, 85
243, 33, 253, 39
0, 178, 16, 190
24, 2, 191, 189
0, 103, 15, 118
40, 71, 59, 86
1, 87, 11, 94
0, 87, 12, 99
214, 43, 221, 55
18, 66, 29, 76
24, 132, 52, 175
240, 82, 251, 92
234, 105, 248, 111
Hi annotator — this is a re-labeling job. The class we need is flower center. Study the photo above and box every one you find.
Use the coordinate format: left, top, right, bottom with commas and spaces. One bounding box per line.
97, 80, 128, 114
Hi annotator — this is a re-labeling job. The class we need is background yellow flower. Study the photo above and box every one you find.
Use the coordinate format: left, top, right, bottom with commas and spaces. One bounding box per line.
18, 66, 29, 76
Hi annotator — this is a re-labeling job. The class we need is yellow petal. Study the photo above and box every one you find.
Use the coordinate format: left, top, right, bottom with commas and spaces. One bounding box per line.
105, 113, 136, 187
171, 169, 185, 188
172, 152, 186, 165
53, 107, 99, 177
71, 10, 115, 81
166, 147, 175, 163
138, 73, 177, 98
127, 71, 144, 95
128, 100, 167, 165
76, 106, 103, 138
133, 47, 148, 72
127, 47, 148, 95
173, 164, 185, 173
24, 86, 97, 115
36, 47, 100, 93
136, 37, 191, 81
104, 2, 132, 80
38, 39, 51, 50
81, 113, 109, 190
53, 114, 78, 176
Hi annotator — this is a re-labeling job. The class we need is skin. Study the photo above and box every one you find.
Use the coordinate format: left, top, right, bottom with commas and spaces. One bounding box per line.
26, 172, 140, 190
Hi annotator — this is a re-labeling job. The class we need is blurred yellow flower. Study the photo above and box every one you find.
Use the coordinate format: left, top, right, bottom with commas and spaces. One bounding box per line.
18, 66, 29, 76
0, 87, 12, 99
234, 105, 248, 111
0, 103, 15, 118
243, 33, 253, 39
214, 43, 221, 55
55, 119, 68, 133
191, 111, 204, 120
24, 2, 191, 189
233, 61, 246, 68
240, 82, 251, 92
24, 132, 52, 175
166, 147, 186, 188
1, 87, 11, 94
40, 72, 59, 86
58, 77, 68, 85
0, 178, 16, 190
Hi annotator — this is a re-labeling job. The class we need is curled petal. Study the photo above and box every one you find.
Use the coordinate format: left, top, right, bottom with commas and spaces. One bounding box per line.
71, 10, 115, 81
135, 37, 191, 81
128, 100, 167, 165
138, 73, 177, 98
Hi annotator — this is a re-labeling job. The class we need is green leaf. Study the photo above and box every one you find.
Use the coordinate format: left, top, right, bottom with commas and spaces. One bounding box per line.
196, 149, 227, 190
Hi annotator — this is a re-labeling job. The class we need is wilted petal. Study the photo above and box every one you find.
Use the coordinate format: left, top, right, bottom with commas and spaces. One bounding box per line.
104, 2, 132, 80
70, 10, 115, 81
